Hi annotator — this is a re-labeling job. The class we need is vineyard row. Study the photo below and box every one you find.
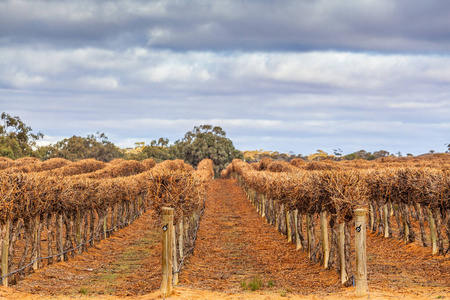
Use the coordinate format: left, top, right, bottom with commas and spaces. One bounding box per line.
223, 159, 450, 286
0, 158, 214, 287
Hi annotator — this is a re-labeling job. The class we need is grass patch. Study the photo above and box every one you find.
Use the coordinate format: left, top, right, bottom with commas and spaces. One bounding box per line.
241, 276, 275, 291
78, 287, 88, 295
279, 288, 291, 297
240, 281, 247, 289
100, 273, 119, 281
241, 276, 263, 291
249, 276, 263, 291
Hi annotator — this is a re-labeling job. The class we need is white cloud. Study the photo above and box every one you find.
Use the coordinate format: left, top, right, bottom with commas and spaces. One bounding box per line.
1, 47, 450, 96
78, 76, 119, 90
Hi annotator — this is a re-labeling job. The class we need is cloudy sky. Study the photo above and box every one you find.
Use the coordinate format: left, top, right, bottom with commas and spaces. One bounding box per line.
1, 0, 449, 156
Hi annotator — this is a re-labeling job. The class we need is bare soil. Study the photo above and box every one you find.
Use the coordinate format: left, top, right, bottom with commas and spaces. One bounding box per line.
179, 179, 341, 295
2, 178, 449, 299
11, 210, 162, 297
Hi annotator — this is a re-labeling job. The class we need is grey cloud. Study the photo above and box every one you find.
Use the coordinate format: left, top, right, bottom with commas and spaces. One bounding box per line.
1, 0, 449, 53
2, 48, 450, 97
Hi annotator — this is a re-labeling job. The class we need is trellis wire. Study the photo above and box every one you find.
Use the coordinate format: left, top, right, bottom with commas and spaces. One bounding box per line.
173, 206, 205, 274
0, 207, 144, 284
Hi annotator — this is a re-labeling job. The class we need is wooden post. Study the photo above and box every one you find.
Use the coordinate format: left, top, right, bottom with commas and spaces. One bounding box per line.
37, 215, 42, 268
268, 198, 273, 225
279, 204, 285, 233
90, 210, 96, 246
432, 208, 444, 255
46, 213, 54, 264
306, 213, 312, 259
161, 207, 174, 297
285, 208, 292, 242
103, 208, 108, 239
110, 204, 116, 232
416, 203, 427, 247
0, 223, 2, 262
320, 210, 330, 269
429, 209, 438, 255
275, 203, 279, 230
115, 202, 121, 230
179, 220, 184, 258
402, 204, 415, 243
122, 201, 127, 227
338, 221, 347, 284
294, 209, 301, 250
0, 223, 2, 264
354, 209, 368, 296
184, 218, 189, 249
378, 205, 384, 235
57, 213, 65, 261
372, 201, 378, 232
261, 195, 266, 218
259, 195, 263, 215
369, 203, 374, 231
2, 219, 10, 287
82, 213, 89, 253
127, 202, 132, 225
33, 215, 41, 270
256, 194, 264, 214
383, 204, 389, 238
76, 211, 83, 254
403, 209, 410, 243
172, 222, 179, 286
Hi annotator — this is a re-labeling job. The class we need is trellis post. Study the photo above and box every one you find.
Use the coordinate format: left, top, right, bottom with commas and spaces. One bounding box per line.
355, 208, 368, 296
383, 204, 389, 238
161, 207, 174, 297
338, 221, 347, 284
294, 209, 301, 250
1, 219, 10, 287
428, 209, 437, 255
285, 208, 292, 242
32, 214, 41, 270
320, 210, 330, 268
58, 213, 65, 261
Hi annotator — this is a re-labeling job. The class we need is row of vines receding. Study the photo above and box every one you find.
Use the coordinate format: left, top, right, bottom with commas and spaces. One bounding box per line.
222, 156, 450, 286
0, 157, 214, 286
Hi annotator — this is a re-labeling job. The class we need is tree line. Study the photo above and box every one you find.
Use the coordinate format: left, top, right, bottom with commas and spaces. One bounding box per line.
1, 112, 438, 175
0, 113, 242, 176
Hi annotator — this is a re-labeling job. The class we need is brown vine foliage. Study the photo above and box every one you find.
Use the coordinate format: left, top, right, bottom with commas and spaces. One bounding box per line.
0, 158, 214, 223
223, 156, 450, 220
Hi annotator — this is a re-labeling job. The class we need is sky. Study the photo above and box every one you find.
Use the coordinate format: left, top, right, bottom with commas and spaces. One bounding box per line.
1, 0, 450, 156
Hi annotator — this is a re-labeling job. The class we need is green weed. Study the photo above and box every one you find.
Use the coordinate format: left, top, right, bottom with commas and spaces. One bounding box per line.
247, 276, 263, 291
240, 281, 247, 289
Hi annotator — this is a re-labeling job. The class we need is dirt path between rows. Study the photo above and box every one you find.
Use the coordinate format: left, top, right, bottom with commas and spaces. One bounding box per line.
10, 209, 162, 297
179, 179, 341, 296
